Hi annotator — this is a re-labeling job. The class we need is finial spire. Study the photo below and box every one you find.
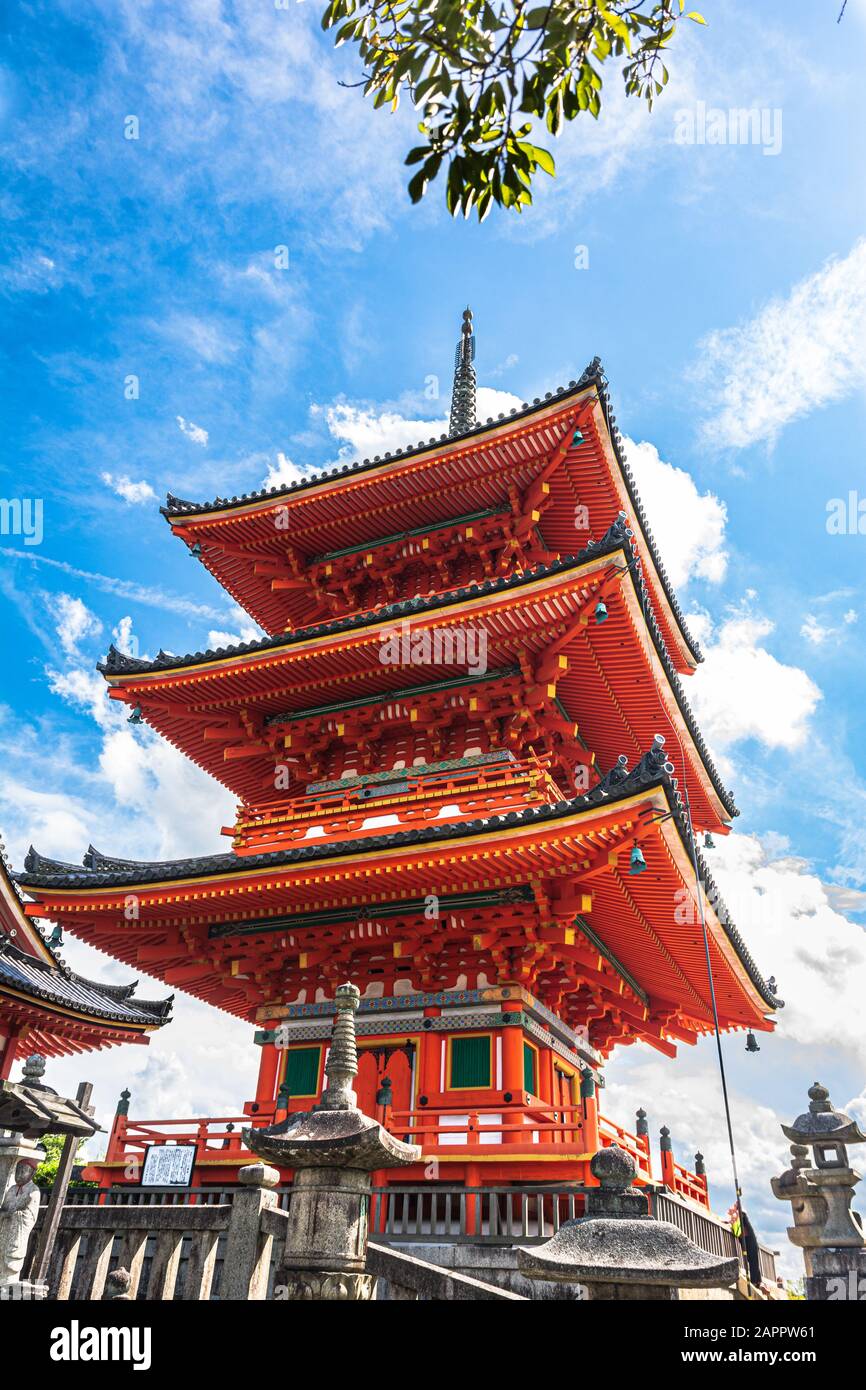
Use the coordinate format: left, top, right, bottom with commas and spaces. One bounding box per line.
318, 982, 360, 1111
449, 306, 477, 437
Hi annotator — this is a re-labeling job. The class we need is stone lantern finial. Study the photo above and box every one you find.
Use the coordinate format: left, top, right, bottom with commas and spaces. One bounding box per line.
22, 1055, 46, 1085
318, 982, 360, 1112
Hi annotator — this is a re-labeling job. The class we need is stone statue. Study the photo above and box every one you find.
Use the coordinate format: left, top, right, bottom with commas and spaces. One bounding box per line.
0, 1155, 43, 1288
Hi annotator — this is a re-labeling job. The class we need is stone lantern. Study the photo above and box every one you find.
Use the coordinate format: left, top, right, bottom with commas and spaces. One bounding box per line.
773, 1081, 865, 1300
518, 1145, 738, 1300
0, 1054, 99, 1300
244, 982, 420, 1300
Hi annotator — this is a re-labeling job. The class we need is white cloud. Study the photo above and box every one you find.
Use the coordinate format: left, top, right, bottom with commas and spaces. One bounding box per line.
159, 314, 239, 365
608, 827, 866, 1275
261, 450, 305, 490
696, 239, 866, 450
101, 471, 158, 505
800, 614, 827, 646
687, 604, 822, 752
320, 385, 524, 463
800, 603, 859, 647
53, 593, 102, 658
176, 415, 209, 446
623, 437, 728, 588
0, 252, 63, 295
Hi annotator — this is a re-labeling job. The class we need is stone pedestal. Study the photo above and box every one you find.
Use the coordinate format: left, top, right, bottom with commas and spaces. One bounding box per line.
518, 1146, 738, 1300
221, 1162, 281, 1301
244, 982, 420, 1300
805, 1247, 866, 1302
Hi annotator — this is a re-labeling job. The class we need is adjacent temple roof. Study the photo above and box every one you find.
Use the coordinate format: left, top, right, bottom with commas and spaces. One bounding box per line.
0, 834, 172, 1050
15, 752, 781, 1014
160, 355, 703, 667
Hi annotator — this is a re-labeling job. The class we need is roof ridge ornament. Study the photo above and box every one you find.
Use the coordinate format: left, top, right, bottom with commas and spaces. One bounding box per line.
449, 307, 477, 438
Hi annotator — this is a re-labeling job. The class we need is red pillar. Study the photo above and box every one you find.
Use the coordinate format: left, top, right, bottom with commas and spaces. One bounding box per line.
255, 1034, 281, 1108
579, 1071, 600, 1161
0, 1026, 25, 1081
501, 1006, 525, 1146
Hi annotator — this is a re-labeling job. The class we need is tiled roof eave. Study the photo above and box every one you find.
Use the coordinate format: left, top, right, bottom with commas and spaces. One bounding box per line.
159, 358, 701, 666
14, 767, 779, 1012
0, 940, 173, 1028
97, 523, 737, 818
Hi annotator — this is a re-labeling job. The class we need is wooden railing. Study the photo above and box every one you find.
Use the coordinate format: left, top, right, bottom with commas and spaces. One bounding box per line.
370, 1184, 591, 1244
231, 753, 560, 854
598, 1114, 654, 1185
659, 1147, 710, 1209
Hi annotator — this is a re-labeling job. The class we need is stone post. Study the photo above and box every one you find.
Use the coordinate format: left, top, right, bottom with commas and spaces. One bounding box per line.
221, 1161, 281, 1300
244, 982, 420, 1300
772, 1081, 865, 1301
518, 1146, 738, 1300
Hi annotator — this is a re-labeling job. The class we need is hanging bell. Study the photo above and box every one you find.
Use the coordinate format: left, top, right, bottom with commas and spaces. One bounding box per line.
376, 1076, 393, 1108
595, 599, 608, 625
47, 925, 64, 949
629, 843, 647, 876
704, 833, 715, 849
127, 705, 144, 725
572, 428, 585, 447
190, 542, 202, 558
745, 1031, 760, 1053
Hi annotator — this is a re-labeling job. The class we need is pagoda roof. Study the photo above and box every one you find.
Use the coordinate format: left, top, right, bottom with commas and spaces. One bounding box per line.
0, 833, 172, 1055
15, 759, 781, 1027
161, 361, 701, 672
0, 938, 173, 1028
97, 524, 735, 829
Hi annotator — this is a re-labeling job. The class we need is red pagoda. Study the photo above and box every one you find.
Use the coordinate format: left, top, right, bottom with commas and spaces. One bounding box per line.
15, 314, 780, 1209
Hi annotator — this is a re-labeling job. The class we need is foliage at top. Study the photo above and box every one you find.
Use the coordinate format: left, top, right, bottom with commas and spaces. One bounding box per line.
321, 0, 706, 219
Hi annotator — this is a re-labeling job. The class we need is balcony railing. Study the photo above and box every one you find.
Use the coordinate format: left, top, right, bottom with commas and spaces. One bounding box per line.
97, 1104, 705, 1211
229, 753, 563, 854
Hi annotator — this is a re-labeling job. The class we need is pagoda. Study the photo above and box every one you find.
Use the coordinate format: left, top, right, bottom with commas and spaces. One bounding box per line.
14, 313, 780, 1202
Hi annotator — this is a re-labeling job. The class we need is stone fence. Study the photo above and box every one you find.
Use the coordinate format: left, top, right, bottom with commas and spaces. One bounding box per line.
19, 1168, 523, 1301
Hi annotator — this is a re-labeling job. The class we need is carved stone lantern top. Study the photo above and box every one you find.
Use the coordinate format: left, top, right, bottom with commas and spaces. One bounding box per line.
244, 981, 420, 1173
518, 1145, 739, 1290
781, 1082, 866, 1151
0, 1056, 99, 1141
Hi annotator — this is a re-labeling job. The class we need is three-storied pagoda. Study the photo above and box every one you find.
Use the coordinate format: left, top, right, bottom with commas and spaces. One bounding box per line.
15, 314, 780, 1200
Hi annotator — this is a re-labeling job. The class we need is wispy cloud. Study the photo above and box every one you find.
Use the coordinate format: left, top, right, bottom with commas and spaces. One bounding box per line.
0, 549, 228, 622
695, 239, 866, 450
177, 416, 209, 446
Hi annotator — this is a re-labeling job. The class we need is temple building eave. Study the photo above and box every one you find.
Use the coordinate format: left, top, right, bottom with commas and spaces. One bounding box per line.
159, 361, 701, 672
95, 530, 736, 825
14, 771, 781, 1032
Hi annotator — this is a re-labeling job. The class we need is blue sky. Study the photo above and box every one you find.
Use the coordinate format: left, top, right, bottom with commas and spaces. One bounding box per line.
2, 0, 866, 1269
